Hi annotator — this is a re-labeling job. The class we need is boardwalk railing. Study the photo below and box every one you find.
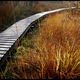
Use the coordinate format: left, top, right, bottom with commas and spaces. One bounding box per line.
0, 7, 75, 62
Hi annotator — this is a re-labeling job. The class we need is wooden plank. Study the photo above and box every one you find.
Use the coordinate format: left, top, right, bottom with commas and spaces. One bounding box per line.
0, 48, 9, 51
0, 45, 11, 48
0, 40, 15, 43
0, 51, 6, 54
0, 38, 17, 40
0, 43, 13, 45
0, 55, 4, 57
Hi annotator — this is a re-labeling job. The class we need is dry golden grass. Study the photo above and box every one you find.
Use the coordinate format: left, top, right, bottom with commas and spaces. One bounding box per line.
2, 10, 80, 79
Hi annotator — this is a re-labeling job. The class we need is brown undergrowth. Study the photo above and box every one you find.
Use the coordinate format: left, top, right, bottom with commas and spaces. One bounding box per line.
1, 10, 80, 79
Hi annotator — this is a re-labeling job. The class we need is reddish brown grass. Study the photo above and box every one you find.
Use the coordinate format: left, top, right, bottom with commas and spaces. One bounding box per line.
2, 10, 80, 79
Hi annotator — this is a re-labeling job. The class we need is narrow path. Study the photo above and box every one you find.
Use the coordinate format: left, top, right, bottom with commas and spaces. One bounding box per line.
0, 7, 75, 60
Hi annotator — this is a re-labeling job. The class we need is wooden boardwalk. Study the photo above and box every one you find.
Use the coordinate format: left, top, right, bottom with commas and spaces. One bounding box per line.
0, 7, 75, 60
